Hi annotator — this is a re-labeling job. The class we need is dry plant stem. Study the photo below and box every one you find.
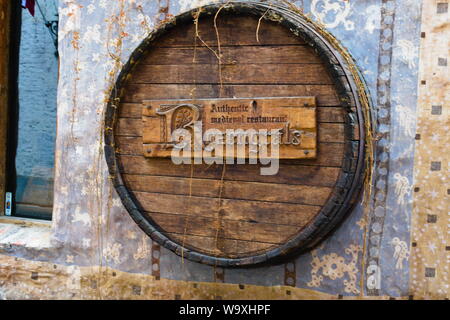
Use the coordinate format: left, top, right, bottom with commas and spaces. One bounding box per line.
194, 9, 221, 61
256, 5, 272, 43
214, 164, 227, 253
192, 5, 231, 255
211, 1, 234, 254
214, 0, 233, 93
95, 0, 127, 298
181, 162, 195, 263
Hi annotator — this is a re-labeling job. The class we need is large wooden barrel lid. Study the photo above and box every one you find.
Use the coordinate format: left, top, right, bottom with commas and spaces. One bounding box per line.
105, 3, 368, 267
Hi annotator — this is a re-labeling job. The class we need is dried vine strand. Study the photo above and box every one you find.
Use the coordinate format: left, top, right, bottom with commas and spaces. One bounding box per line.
95, 0, 127, 299
180, 162, 195, 264
214, 163, 227, 252
211, 1, 234, 256
213, 0, 233, 93
193, 9, 221, 61
256, 4, 272, 43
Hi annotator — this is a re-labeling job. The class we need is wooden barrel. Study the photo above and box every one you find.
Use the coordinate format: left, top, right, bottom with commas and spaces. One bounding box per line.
105, 3, 367, 267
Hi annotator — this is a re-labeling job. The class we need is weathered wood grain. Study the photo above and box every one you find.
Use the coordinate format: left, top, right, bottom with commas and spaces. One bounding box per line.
166, 233, 275, 257
116, 136, 344, 167
120, 103, 345, 123
117, 154, 342, 186
147, 212, 303, 244
135, 192, 320, 227
116, 118, 343, 143
123, 174, 333, 206
121, 84, 340, 106
130, 64, 333, 85
153, 15, 305, 47
140, 45, 322, 65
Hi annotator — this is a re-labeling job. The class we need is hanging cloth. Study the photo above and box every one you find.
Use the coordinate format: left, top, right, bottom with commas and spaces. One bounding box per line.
21, 0, 36, 17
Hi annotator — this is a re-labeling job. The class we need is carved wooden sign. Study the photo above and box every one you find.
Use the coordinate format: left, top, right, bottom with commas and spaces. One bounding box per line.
142, 97, 317, 159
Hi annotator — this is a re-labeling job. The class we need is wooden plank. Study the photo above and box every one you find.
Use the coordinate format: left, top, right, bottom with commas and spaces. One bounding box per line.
154, 15, 304, 47
117, 139, 344, 168
119, 103, 142, 117
123, 174, 333, 206
120, 103, 345, 123
319, 123, 345, 143
130, 64, 333, 85
116, 135, 343, 168
117, 154, 341, 186
121, 84, 340, 106
116, 118, 343, 143
166, 233, 275, 257
140, 45, 322, 65
0, 0, 10, 215
147, 212, 302, 245
135, 192, 319, 227
319, 107, 345, 123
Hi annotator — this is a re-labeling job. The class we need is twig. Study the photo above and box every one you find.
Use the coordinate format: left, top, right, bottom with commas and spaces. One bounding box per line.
256, 5, 272, 43
213, 0, 233, 92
